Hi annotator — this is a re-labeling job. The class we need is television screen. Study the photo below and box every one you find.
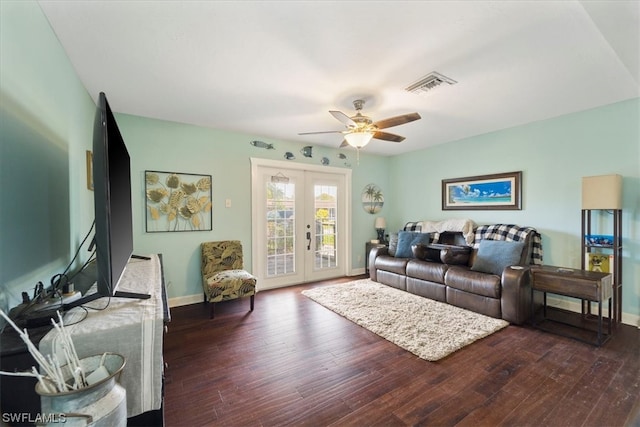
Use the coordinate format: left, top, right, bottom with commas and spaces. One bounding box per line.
92, 92, 133, 296
62, 92, 148, 311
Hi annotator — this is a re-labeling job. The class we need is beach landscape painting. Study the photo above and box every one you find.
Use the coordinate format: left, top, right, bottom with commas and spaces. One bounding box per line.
361, 183, 384, 214
442, 171, 522, 210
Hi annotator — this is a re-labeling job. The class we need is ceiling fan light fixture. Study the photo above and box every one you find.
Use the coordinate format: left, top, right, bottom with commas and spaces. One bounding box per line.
344, 130, 374, 148
300, 98, 420, 154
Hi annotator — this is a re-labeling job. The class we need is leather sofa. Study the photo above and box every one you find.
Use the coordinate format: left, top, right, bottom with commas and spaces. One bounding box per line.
369, 227, 541, 325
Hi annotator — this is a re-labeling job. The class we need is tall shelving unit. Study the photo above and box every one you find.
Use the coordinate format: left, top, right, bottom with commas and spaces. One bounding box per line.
581, 209, 622, 325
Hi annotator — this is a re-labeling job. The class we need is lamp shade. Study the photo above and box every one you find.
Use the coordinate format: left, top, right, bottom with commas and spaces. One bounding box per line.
374, 217, 386, 229
344, 130, 374, 148
581, 174, 622, 209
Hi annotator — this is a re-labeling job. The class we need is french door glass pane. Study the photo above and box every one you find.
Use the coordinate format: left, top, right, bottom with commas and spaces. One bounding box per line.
266, 182, 295, 276
314, 184, 337, 269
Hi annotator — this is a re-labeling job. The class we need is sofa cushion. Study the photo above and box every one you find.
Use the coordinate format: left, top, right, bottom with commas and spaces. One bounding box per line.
471, 239, 525, 276
406, 259, 448, 283
411, 243, 430, 260
396, 231, 432, 258
446, 287, 502, 319
374, 255, 410, 275
440, 247, 471, 265
445, 266, 501, 299
426, 243, 471, 265
376, 270, 407, 291
407, 278, 446, 302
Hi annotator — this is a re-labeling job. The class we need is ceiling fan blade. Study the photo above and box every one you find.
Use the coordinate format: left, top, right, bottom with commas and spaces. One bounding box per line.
339, 140, 349, 148
330, 110, 357, 127
298, 130, 344, 135
373, 131, 405, 142
373, 113, 421, 130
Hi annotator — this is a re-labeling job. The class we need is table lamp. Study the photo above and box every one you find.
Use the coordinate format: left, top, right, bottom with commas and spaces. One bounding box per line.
374, 217, 386, 243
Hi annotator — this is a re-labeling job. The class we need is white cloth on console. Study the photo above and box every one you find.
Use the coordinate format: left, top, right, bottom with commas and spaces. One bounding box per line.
418, 218, 477, 245
39, 254, 165, 418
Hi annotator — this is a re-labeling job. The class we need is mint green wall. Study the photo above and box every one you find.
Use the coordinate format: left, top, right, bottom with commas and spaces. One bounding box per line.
0, 1, 387, 307
2, 1, 637, 323
389, 98, 640, 319
0, 1, 95, 309
113, 113, 389, 300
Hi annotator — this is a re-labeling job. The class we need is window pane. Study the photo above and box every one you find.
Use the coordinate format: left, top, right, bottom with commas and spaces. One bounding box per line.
266, 181, 296, 276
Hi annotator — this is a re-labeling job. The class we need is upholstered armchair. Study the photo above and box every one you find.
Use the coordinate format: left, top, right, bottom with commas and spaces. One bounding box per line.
201, 240, 256, 319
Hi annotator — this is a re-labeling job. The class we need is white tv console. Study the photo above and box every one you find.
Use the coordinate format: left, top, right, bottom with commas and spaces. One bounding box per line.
39, 254, 169, 423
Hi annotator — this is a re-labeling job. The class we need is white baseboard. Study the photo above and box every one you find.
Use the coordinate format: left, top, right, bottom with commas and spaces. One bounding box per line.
351, 268, 366, 276
256, 271, 367, 292
547, 295, 639, 328
257, 282, 285, 292
169, 293, 203, 308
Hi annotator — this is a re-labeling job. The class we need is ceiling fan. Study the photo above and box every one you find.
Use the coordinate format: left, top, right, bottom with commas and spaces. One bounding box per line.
299, 99, 421, 149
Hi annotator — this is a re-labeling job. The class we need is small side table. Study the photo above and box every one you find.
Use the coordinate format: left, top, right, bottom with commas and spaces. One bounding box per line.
365, 242, 386, 274
530, 265, 613, 346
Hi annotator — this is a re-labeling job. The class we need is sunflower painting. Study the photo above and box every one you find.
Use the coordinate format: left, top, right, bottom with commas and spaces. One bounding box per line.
145, 170, 212, 232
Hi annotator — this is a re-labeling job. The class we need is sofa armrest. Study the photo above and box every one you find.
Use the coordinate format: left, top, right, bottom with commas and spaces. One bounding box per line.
368, 246, 389, 281
501, 266, 533, 324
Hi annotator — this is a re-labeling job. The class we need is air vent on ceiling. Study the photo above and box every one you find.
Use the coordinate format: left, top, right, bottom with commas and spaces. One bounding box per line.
405, 72, 457, 94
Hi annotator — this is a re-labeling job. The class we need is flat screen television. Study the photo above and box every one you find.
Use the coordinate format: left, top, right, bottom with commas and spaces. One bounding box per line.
64, 92, 148, 310
94, 92, 133, 296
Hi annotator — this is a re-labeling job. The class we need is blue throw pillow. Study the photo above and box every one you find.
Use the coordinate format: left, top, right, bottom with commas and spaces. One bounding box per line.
471, 239, 525, 276
395, 231, 432, 258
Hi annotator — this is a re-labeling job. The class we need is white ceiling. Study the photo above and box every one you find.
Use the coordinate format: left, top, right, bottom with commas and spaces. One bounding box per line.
38, 0, 639, 156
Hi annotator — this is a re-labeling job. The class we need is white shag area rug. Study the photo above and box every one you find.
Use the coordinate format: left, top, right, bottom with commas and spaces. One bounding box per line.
302, 279, 509, 361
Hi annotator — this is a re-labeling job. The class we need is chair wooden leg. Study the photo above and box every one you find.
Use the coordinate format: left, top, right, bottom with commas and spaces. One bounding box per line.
250, 294, 254, 311
210, 302, 215, 319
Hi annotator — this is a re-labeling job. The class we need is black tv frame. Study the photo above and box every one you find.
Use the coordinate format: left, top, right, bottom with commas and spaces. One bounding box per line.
63, 92, 149, 311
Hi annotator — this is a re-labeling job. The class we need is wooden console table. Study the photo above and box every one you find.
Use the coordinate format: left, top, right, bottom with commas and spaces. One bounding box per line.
530, 265, 612, 346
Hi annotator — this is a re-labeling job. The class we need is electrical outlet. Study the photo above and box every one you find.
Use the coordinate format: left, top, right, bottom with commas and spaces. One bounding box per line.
225, 199, 231, 208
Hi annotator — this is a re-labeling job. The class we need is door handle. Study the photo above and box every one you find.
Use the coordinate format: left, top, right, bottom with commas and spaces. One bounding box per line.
306, 231, 311, 250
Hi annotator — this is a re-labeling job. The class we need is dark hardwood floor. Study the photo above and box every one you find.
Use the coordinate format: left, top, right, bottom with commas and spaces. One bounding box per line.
163, 276, 640, 426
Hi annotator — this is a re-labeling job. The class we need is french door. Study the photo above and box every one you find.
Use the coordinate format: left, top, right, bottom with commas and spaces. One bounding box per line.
251, 159, 351, 290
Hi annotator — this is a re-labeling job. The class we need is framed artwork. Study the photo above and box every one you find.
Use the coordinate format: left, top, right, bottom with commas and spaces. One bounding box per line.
145, 170, 212, 232
362, 183, 384, 214
442, 171, 522, 210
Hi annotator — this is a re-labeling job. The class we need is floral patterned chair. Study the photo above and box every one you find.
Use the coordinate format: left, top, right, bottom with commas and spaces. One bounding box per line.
201, 240, 256, 319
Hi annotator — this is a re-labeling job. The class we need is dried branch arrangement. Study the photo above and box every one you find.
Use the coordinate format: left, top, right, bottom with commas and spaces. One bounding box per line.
0, 309, 91, 393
